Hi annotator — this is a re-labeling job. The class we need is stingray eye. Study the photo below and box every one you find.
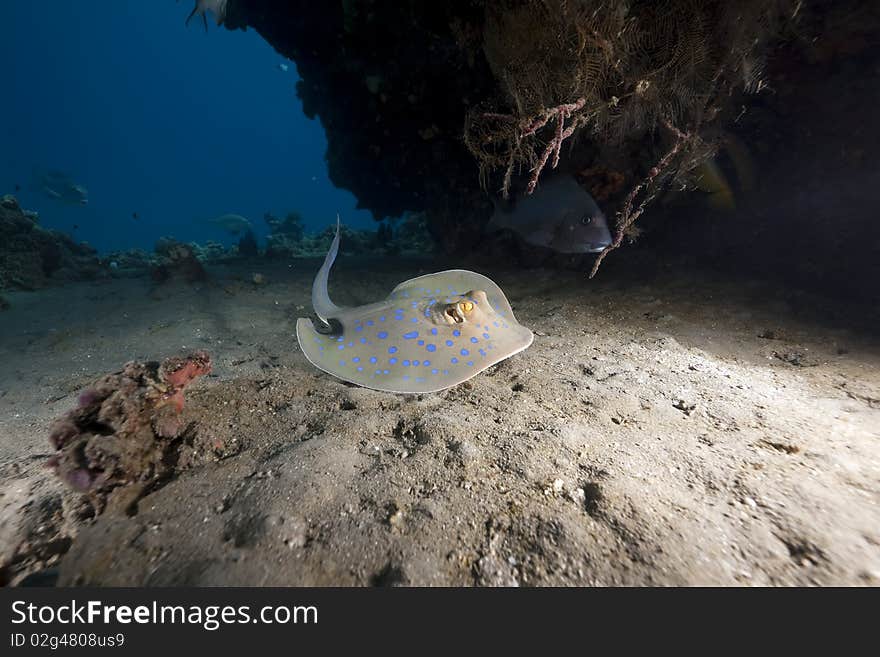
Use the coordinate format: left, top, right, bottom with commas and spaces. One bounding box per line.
459, 301, 474, 314
580, 216, 593, 226
445, 305, 464, 323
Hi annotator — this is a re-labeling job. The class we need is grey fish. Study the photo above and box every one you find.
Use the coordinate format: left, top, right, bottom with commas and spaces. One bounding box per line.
488, 174, 611, 253
35, 170, 88, 206
180, 0, 228, 31
296, 218, 533, 394
206, 213, 253, 235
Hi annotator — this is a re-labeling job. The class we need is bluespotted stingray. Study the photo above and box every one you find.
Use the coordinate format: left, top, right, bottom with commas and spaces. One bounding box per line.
296, 220, 533, 393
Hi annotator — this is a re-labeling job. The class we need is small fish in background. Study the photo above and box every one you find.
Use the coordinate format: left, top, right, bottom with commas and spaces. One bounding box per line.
278, 62, 289, 73
180, 0, 228, 31
486, 174, 612, 254
691, 158, 736, 211
206, 213, 253, 235
132, 212, 139, 221
72, 224, 79, 231
685, 132, 756, 211
33, 170, 89, 206
13, 183, 21, 192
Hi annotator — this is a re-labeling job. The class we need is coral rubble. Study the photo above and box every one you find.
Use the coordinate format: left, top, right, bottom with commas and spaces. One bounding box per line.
46, 352, 213, 513
150, 239, 208, 284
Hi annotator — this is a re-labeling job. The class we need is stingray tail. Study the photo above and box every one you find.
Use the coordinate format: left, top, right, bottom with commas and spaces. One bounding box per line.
311, 215, 343, 324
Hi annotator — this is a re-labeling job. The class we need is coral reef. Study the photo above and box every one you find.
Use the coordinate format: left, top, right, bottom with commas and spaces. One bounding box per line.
264, 210, 304, 240
237, 229, 259, 257
0, 195, 100, 290
46, 352, 213, 513
220, 0, 495, 230
390, 212, 435, 255
218, 0, 793, 259
264, 210, 434, 258
150, 239, 208, 284
264, 210, 305, 257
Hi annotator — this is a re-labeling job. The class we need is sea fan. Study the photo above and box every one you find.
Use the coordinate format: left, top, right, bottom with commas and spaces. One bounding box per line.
180, 0, 228, 31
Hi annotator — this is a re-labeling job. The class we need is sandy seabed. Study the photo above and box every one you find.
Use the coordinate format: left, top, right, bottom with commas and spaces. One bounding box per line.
0, 254, 878, 586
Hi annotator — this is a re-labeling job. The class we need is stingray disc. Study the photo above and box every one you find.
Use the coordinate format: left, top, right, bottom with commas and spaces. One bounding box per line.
296, 270, 533, 393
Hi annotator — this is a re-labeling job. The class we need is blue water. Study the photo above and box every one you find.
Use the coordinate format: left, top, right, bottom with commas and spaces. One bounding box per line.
0, 2, 374, 254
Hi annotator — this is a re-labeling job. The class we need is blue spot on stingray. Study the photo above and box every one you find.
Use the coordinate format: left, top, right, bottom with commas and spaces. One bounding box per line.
453, 329, 461, 337
446, 340, 454, 347
352, 357, 360, 363
418, 340, 425, 346
360, 337, 367, 344
411, 318, 418, 323
383, 369, 390, 375
451, 357, 458, 364
479, 349, 487, 356
348, 342, 354, 347
431, 368, 439, 375
389, 357, 398, 365
442, 369, 449, 375
377, 331, 388, 339
426, 344, 436, 352
467, 361, 474, 367
375, 370, 381, 375
470, 337, 478, 343
411, 301, 418, 308
337, 337, 344, 342
413, 360, 420, 366
357, 366, 364, 372
423, 360, 431, 367
430, 328, 438, 335
370, 357, 378, 364
403, 374, 410, 380
338, 344, 345, 350
416, 377, 426, 383
367, 320, 374, 326
484, 325, 489, 331
461, 348, 469, 356
388, 346, 398, 354
402, 360, 411, 367
355, 325, 363, 332
339, 360, 345, 366
483, 333, 490, 339
403, 331, 418, 339
379, 316, 386, 322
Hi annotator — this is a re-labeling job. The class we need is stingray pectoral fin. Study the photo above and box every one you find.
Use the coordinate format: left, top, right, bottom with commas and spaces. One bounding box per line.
296, 318, 343, 380
389, 270, 516, 319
